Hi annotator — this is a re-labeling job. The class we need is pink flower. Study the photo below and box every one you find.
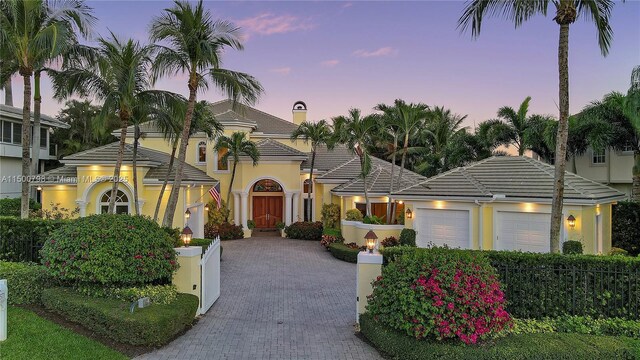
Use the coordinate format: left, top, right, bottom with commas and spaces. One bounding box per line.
447, 302, 455, 310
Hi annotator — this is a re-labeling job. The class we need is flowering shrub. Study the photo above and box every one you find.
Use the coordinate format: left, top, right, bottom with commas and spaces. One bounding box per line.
381, 236, 400, 248
204, 222, 244, 240
321, 203, 341, 228
366, 247, 512, 344
345, 209, 364, 221
285, 221, 323, 240
321, 229, 344, 249
40, 214, 178, 286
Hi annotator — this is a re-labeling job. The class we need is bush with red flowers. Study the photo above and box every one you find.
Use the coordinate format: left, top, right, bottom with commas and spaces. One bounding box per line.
40, 214, 178, 286
381, 236, 400, 248
366, 247, 512, 344
204, 222, 244, 240
284, 221, 323, 240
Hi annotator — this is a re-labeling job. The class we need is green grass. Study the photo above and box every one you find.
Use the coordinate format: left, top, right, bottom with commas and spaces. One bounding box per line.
0, 306, 127, 360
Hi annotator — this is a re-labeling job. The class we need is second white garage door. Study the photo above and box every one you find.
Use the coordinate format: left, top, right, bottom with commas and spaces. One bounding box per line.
415, 209, 470, 249
496, 212, 550, 253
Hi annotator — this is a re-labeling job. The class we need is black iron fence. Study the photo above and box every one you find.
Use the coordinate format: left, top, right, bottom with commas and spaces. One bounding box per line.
0, 237, 43, 263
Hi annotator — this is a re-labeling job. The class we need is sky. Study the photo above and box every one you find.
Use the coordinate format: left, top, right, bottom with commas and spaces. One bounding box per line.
3, 0, 640, 129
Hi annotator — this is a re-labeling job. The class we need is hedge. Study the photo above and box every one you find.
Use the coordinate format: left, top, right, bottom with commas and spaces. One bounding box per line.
328, 243, 359, 263
0, 216, 66, 262
0, 261, 47, 305
0, 198, 41, 217
510, 316, 640, 338
613, 202, 640, 256
359, 313, 637, 360
42, 287, 198, 346
382, 247, 640, 320
285, 221, 323, 240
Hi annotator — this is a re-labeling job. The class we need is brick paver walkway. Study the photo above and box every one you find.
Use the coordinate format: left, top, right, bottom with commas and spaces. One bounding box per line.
137, 237, 382, 360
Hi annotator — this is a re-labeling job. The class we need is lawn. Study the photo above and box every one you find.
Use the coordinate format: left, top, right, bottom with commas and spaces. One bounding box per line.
0, 306, 127, 360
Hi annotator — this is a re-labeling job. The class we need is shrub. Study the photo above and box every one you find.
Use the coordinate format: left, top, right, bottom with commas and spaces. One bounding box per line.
363, 215, 383, 224
206, 200, 230, 226
247, 220, 256, 230
0, 216, 67, 262
321, 203, 340, 229
328, 242, 360, 263
40, 214, 178, 286
75, 284, 177, 305
321, 229, 344, 249
163, 226, 182, 247
42, 287, 198, 346
0, 198, 40, 216
0, 261, 47, 305
204, 222, 244, 240
609, 247, 629, 256
276, 221, 285, 230
359, 313, 636, 360
367, 248, 512, 344
563, 240, 584, 255
381, 236, 400, 248
612, 201, 640, 256
399, 229, 417, 247
284, 221, 323, 240
345, 209, 364, 222
510, 316, 640, 338
31, 202, 79, 220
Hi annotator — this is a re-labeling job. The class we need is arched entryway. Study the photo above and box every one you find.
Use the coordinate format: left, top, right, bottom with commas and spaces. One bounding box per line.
251, 179, 284, 229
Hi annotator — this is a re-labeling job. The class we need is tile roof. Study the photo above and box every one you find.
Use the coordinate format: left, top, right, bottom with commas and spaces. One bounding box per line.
301, 145, 358, 172
63, 142, 156, 163
0, 104, 69, 129
392, 156, 626, 203
330, 158, 428, 195
210, 99, 298, 135
252, 138, 308, 159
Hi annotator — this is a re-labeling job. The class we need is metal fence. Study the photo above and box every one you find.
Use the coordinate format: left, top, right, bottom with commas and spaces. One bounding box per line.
0, 237, 43, 263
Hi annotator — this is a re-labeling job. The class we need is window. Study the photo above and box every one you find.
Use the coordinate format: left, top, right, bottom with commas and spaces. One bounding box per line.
354, 202, 405, 224
216, 147, 229, 171
40, 128, 47, 148
197, 141, 206, 163
12, 123, 21, 144
253, 179, 283, 192
99, 190, 130, 214
622, 144, 634, 152
1, 121, 10, 143
592, 148, 606, 164
303, 179, 313, 193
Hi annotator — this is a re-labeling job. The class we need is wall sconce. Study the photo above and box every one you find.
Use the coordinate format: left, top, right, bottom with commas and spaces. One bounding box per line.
365, 230, 378, 254
397, 200, 404, 204
36, 186, 42, 191
405, 208, 413, 219
567, 215, 576, 229
185, 209, 191, 219
204, 204, 210, 212
181, 226, 193, 247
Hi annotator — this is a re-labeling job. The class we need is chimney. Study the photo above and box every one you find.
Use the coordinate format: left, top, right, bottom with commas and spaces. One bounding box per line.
292, 101, 307, 125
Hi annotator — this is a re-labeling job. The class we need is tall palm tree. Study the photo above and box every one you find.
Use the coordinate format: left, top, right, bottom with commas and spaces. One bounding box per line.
332, 109, 381, 216
374, 101, 402, 223
215, 132, 259, 222
0, 0, 94, 218
153, 100, 222, 221
150, 0, 263, 228
415, 106, 468, 176
459, 0, 618, 253
625, 66, 640, 201
291, 120, 334, 221
494, 96, 535, 155
50, 33, 179, 213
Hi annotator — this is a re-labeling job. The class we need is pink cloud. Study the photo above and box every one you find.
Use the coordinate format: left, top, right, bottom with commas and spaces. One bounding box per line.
270, 67, 292, 75
236, 13, 313, 38
353, 47, 398, 58
321, 59, 340, 67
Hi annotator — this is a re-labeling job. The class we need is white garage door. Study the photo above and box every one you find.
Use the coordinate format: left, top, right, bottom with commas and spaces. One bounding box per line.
496, 212, 550, 253
415, 209, 470, 249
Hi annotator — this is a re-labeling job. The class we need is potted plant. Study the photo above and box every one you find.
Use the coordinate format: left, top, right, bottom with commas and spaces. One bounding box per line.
247, 220, 256, 237
276, 221, 286, 237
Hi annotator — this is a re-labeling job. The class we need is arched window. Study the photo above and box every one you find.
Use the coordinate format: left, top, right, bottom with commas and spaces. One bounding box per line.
197, 141, 207, 163
100, 189, 130, 214
253, 179, 283, 192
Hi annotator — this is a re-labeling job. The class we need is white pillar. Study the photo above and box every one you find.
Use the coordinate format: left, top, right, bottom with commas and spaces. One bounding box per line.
285, 193, 293, 226
356, 251, 383, 323
0, 279, 7, 341
233, 192, 240, 225
292, 192, 299, 223
240, 192, 249, 228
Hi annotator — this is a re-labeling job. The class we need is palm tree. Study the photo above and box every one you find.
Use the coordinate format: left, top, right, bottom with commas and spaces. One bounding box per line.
415, 106, 468, 176
291, 120, 334, 221
0, 0, 94, 218
50, 33, 179, 213
332, 109, 381, 216
493, 96, 535, 155
150, 0, 263, 228
625, 66, 640, 200
459, 0, 618, 253
215, 132, 259, 222
374, 102, 402, 223
153, 100, 222, 221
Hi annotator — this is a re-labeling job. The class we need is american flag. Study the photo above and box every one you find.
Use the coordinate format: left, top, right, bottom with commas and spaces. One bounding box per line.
208, 183, 222, 209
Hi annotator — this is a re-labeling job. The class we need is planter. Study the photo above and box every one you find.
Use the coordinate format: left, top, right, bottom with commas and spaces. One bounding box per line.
340, 220, 405, 246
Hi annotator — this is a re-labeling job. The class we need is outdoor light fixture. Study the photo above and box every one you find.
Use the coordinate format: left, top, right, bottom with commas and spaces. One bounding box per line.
365, 230, 378, 254
405, 208, 413, 219
567, 215, 576, 229
397, 200, 404, 204
185, 209, 191, 219
204, 204, 210, 212
181, 226, 193, 247
36, 186, 42, 191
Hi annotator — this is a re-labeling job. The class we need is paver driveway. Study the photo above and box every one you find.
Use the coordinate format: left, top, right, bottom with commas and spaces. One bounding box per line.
138, 237, 382, 360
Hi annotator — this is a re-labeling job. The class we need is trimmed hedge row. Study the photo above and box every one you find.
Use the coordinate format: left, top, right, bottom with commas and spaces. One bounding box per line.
0, 198, 41, 217
328, 243, 359, 263
511, 316, 640, 338
285, 221, 323, 240
0, 216, 66, 262
382, 247, 640, 320
359, 313, 637, 360
613, 202, 640, 256
0, 261, 47, 305
42, 287, 198, 346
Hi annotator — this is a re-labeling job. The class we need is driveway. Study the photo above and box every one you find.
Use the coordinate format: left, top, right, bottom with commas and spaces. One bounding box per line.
137, 237, 382, 360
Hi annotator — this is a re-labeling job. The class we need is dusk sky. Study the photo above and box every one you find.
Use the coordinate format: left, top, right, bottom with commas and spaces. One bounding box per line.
3, 0, 640, 129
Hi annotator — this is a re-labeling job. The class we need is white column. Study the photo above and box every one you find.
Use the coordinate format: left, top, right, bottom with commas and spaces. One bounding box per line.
76, 200, 88, 217
285, 193, 293, 226
240, 192, 249, 228
233, 192, 240, 225
0, 279, 6, 341
292, 192, 299, 223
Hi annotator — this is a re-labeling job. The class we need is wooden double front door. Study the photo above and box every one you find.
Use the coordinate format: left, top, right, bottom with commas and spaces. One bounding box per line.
252, 196, 283, 229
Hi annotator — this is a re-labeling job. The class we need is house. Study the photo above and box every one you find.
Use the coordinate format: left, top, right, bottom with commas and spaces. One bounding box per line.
568, 147, 635, 200
0, 104, 69, 198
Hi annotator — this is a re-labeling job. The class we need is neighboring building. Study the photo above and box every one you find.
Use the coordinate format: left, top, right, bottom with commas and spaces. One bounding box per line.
0, 104, 69, 198
569, 147, 635, 200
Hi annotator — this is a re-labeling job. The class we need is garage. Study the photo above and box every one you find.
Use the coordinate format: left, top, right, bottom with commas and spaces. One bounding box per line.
415, 209, 470, 249
496, 212, 550, 253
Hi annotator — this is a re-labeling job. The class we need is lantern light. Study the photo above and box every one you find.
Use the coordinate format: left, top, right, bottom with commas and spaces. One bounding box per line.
365, 230, 378, 254
181, 226, 193, 247
405, 208, 413, 219
567, 215, 576, 229
204, 204, 210, 212
36, 186, 42, 191
185, 209, 191, 219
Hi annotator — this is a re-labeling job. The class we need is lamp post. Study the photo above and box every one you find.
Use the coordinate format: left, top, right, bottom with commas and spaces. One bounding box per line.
181, 226, 193, 247
365, 230, 378, 254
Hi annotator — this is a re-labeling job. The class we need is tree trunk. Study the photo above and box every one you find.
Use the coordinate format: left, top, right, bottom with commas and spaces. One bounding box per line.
360, 154, 371, 216
31, 71, 42, 201
4, 78, 12, 106
550, 23, 571, 253
20, 73, 32, 219
225, 160, 238, 222
163, 84, 197, 227
386, 135, 397, 224
632, 151, 640, 202
108, 112, 129, 214
307, 144, 316, 221
398, 134, 409, 185
132, 124, 140, 215
154, 142, 177, 222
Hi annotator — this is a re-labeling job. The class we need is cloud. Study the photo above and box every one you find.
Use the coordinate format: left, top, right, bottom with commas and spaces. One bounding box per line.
352, 47, 398, 58
270, 67, 292, 75
236, 13, 313, 38
320, 59, 340, 67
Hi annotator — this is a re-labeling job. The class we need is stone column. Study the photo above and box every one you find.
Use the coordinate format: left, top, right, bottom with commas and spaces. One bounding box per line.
356, 251, 383, 323
292, 192, 299, 223
241, 192, 249, 229
284, 193, 293, 225
233, 192, 240, 225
